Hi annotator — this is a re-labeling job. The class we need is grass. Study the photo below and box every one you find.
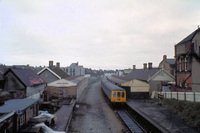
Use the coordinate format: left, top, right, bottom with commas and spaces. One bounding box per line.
162, 99, 200, 131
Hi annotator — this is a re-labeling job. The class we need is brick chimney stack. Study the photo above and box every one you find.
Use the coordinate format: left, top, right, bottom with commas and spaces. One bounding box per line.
49, 61, 53, 67
148, 62, 152, 69
56, 62, 60, 68
133, 65, 136, 70
163, 55, 167, 60
143, 63, 147, 69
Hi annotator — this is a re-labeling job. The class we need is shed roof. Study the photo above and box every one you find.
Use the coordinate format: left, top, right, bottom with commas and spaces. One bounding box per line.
0, 99, 38, 113
107, 75, 128, 85
47, 79, 77, 87
177, 28, 200, 45
102, 79, 125, 91
66, 75, 86, 84
125, 68, 161, 82
4, 68, 45, 87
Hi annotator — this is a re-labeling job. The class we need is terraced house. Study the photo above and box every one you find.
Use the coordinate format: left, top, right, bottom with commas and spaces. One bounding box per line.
174, 27, 200, 92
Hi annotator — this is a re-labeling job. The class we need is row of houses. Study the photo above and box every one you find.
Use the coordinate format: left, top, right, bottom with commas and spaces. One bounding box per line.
0, 61, 88, 132
107, 27, 200, 97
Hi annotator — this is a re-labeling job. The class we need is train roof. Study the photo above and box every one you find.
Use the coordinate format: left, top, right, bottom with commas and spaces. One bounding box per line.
101, 79, 125, 91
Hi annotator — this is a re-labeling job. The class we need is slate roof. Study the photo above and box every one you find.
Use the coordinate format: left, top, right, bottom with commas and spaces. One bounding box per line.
102, 79, 125, 91
66, 75, 86, 84
0, 67, 4, 80
166, 59, 175, 65
0, 99, 38, 113
125, 68, 161, 82
107, 75, 128, 85
49, 66, 70, 78
177, 28, 200, 45
66, 75, 84, 81
4, 68, 45, 87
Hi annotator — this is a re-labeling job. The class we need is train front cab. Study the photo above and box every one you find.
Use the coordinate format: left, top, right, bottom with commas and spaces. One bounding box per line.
111, 91, 126, 103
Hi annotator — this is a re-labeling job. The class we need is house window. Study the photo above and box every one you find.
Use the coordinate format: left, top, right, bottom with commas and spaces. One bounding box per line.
179, 58, 182, 72
199, 46, 200, 56
20, 113, 26, 126
30, 106, 34, 118
185, 57, 187, 71
185, 82, 188, 88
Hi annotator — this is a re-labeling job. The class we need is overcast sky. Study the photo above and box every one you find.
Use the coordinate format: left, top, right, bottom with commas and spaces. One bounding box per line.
1, 0, 200, 70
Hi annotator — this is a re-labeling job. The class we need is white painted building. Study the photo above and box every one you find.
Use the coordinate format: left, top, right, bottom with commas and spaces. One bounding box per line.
62, 62, 85, 76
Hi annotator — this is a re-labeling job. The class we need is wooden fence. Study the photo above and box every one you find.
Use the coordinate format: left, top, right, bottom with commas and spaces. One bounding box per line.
156, 91, 200, 102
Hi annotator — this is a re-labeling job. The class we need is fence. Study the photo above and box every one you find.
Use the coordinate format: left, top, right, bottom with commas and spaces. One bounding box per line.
156, 91, 200, 102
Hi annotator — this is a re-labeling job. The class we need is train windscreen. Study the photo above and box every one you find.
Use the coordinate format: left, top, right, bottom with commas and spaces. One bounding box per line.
113, 92, 116, 97
122, 92, 125, 98
117, 92, 120, 97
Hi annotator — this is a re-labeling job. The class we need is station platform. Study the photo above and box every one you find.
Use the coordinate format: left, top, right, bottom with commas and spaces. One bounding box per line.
127, 99, 198, 133
52, 101, 75, 132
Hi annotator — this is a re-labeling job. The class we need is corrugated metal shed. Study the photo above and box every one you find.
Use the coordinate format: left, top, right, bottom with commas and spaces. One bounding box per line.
47, 79, 77, 87
0, 99, 38, 113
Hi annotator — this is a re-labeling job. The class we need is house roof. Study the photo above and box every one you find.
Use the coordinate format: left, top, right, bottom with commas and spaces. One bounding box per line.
177, 28, 200, 45
38, 67, 69, 79
4, 68, 45, 87
0, 99, 38, 113
125, 68, 161, 82
0, 66, 6, 80
49, 67, 70, 78
147, 69, 175, 82
166, 59, 175, 65
47, 79, 77, 87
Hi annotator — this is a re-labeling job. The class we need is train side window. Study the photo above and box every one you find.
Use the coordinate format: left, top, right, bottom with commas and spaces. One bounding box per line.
113, 92, 116, 98
117, 92, 120, 97
122, 92, 124, 98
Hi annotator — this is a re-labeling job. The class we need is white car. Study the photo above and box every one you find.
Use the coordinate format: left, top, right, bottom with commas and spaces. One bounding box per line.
34, 123, 65, 133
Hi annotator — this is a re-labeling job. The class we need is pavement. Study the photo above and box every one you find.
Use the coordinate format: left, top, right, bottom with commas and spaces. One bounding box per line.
127, 99, 199, 133
52, 101, 75, 132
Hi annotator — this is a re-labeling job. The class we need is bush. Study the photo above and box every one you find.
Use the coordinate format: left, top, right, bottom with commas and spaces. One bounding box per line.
162, 99, 200, 132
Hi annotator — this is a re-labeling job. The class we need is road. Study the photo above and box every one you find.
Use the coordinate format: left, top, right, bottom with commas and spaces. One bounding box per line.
68, 77, 126, 133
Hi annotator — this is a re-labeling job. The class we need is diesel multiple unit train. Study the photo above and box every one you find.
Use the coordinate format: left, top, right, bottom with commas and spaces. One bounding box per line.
101, 79, 126, 104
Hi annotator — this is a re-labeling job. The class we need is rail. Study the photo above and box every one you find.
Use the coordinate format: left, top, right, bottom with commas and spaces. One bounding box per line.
117, 110, 146, 133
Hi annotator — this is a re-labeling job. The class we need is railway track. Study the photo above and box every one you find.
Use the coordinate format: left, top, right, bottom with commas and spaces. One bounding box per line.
117, 110, 146, 133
